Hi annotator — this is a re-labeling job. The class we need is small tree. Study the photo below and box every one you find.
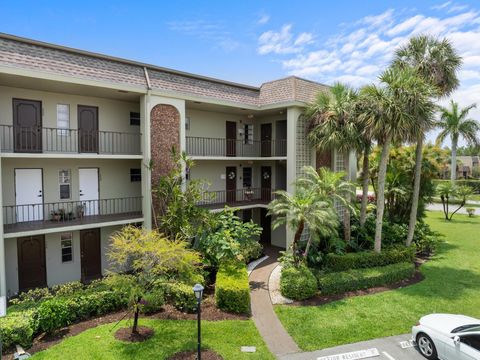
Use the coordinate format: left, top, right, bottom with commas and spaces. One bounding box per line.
437, 183, 473, 220
108, 226, 201, 334
153, 149, 211, 241
268, 167, 344, 265
196, 208, 262, 269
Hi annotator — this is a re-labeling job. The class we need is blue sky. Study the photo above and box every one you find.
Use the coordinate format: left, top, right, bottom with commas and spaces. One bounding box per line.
2, 0, 480, 145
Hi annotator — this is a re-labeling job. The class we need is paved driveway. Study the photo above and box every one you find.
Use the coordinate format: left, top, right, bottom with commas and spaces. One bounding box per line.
279, 334, 426, 360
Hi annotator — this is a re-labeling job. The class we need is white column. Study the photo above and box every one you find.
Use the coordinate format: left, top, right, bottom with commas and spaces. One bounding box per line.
285, 107, 302, 249
140, 93, 152, 230
0, 156, 6, 316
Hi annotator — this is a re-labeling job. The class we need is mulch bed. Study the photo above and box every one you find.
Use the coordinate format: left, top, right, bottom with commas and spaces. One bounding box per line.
292, 269, 425, 307
115, 326, 154, 342
168, 350, 224, 360
3, 293, 248, 359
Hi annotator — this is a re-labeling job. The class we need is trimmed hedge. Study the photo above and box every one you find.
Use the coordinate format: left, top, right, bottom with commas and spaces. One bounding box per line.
280, 265, 318, 301
164, 283, 198, 313
324, 247, 415, 272
215, 262, 250, 314
0, 309, 37, 349
317, 262, 415, 295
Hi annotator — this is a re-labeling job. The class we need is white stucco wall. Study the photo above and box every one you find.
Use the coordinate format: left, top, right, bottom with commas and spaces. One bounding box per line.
0, 85, 140, 133
1, 158, 142, 209
5, 225, 123, 295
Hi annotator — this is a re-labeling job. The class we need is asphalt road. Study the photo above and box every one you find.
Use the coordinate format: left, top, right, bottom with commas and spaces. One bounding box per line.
279, 334, 426, 360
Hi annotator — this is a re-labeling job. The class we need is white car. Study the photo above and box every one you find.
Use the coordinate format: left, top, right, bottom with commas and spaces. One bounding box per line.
412, 314, 480, 360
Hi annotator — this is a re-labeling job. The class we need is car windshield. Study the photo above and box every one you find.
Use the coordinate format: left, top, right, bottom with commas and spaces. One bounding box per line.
451, 324, 480, 333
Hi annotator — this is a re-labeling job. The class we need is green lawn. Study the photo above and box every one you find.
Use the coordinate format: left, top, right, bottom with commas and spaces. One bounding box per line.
31, 319, 274, 359
275, 211, 480, 351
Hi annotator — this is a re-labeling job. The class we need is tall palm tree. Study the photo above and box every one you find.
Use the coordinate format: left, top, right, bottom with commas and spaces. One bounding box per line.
436, 101, 480, 181
306, 83, 363, 239
360, 67, 437, 253
267, 181, 338, 265
393, 35, 461, 247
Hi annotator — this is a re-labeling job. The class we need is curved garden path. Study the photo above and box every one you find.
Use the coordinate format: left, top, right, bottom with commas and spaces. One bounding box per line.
249, 246, 300, 357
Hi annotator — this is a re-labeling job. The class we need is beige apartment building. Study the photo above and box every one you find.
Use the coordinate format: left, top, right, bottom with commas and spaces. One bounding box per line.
0, 33, 352, 299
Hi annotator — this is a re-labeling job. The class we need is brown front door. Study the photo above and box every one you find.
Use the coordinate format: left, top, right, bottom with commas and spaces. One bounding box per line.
17, 235, 46, 291
13, 99, 42, 153
261, 123, 272, 157
80, 228, 102, 282
226, 121, 236, 156
260, 208, 271, 244
226, 166, 237, 203
261, 166, 272, 201
78, 105, 99, 153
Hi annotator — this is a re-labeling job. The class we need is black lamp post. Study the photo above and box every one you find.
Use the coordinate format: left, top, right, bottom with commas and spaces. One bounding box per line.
192, 283, 204, 360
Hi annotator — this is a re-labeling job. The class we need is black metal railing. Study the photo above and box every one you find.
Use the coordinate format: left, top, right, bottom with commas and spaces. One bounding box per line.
3, 197, 143, 228
186, 137, 287, 157
196, 188, 275, 207
0, 125, 142, 155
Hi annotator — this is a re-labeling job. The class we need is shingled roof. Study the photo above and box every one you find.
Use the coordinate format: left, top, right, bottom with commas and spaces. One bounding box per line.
0, 33, 328, 107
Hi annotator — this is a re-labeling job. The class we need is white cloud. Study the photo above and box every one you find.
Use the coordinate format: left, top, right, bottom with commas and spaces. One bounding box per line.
258, 24, 314, 55
257, 14, 270, 25
431, 1, 452, 10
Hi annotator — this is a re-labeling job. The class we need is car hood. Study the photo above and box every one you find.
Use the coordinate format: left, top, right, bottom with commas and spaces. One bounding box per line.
420, 314, 480, 335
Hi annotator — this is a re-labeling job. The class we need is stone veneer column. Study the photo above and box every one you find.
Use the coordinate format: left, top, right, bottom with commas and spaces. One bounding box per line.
150, 104, 181, 222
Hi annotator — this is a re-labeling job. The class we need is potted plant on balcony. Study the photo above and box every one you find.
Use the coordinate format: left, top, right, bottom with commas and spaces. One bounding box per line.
244, 187, 254, 201
51, 210, 62, 222
77, 204, 85, 219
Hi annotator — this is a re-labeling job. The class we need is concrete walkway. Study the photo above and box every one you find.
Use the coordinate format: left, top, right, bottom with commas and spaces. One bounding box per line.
249, 246, 300, 357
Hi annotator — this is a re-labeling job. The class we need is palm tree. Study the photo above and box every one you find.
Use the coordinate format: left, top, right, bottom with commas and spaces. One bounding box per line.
306, 83, 364, 239
436, 101, 480, 181
359, 67, 436, 252
267, 168, 340, 265
393, 35, 461, 247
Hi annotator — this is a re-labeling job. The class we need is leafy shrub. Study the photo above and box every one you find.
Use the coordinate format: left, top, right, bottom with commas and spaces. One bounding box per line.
141, 290, 165, 314
37, 298, 75, 333
0, 309, 38, 350
215, 262, 250, 314
466, 207, 476, 217
164, 283, 197, 313
280, 265, 317, 301
324, 247, 415, 272
52, 281, 84, 297
9, 287, 52, 306
317, 262, 415, 295
413, 222, 443, 257
197, 209, 262, 268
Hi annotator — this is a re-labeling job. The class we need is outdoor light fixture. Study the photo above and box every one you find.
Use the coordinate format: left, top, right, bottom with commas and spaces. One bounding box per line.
192, 283, 204, 360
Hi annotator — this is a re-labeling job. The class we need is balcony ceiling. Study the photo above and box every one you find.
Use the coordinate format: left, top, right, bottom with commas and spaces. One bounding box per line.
185, 100, 287, 117
0, 73, 141, 102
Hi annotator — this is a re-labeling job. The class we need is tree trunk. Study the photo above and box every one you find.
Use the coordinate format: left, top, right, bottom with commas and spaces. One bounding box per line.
132, 305, 140, 334
292, 220, 305, 264
451, 136, 458, 182
406, 136, 423, 246
374, 137, 391, 253
360, 147, 370, 226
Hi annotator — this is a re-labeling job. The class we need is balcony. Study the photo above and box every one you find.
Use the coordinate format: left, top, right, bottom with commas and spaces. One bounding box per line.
3, 197, 143, 234
197, 188, 276, 209
0, 125, 142, 155
186, 137, 287, 158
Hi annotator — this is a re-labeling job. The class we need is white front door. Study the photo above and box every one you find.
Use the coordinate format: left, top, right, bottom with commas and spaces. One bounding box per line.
79, 168, 99, 216
15, 169, 43, 222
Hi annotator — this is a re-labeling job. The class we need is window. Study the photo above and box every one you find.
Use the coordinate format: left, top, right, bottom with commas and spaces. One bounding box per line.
244, 124, 254, 144
130, 168, 141, 182
56, 104, 70, 135
61, 233, 73, 263
243, 167, 252, 187
59, 169, 71, 199
130, 112, 140, 126
185, 116, 191, 131
460, 335, 480, 351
